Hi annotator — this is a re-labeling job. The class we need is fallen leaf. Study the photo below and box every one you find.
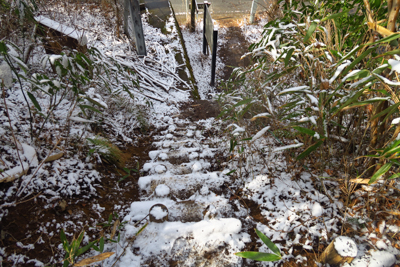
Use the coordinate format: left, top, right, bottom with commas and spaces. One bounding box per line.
386, 210, 400, 216
44, 152, 64, 162
74, 252, 115, 266
59, 200, 67, 211
350, 178, 371, 184
110, 219, 120, 240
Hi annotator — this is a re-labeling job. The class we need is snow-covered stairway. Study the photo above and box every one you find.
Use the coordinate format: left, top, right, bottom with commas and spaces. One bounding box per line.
118, 116, 251, 266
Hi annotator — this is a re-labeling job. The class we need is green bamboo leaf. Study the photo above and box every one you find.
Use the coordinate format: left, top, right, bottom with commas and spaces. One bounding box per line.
76, 239, 97, 257
284, 48, 295, 67
79, 105, 102, 114
388, 172, 400, 180
266, 65, 299, 82
383, 146, 400, 157
235, 251, 281, 261
321, 9, 349, 22
381, 103, 400, 126
85, 96, 106, 108
296, 140, 324, 160
136, 223, 148, 236
0, 41, 7, 53
383, 139, 400, 154
367, 33, 400, 46
341, 46, 376, 78
99, 237, 104, 253
292, 126, 315, 136
342, 97, 389, 111
27, 92, 41, 111
390, 159, 400, 166
369, 162, 392, 184
375, 49, 400, 58
234, 98, 252, 107
255, 229, 281, 256
77, 231, 85, 244
273, 50, 286, 64
334, 46, 363, 73
334, 89, 365, 115
281, 100, 302, 109
304, 22, 318, 43
343, 70, 369, 81
60, 229, 69, 251
371, 102, 400, 120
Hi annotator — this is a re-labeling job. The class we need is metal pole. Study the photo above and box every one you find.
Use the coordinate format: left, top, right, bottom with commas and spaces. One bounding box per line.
250, 0, 258, 23
129, 0, 147, 56
211, 29, 218, 86
203, 1, 207, 55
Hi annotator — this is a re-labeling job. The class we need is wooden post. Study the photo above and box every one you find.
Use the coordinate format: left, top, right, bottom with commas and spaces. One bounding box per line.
190, 0, 195, 32
123, 0, 130, 37
185, 0, 190, 25
210, 29, 218, 86
250, 0, 258, 23
128, 0, 147, 56
203, 1, 208, 55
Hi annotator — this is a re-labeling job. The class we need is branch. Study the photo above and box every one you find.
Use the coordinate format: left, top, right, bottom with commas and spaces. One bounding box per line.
388, 0, 400, 32
363, 0, 374, 23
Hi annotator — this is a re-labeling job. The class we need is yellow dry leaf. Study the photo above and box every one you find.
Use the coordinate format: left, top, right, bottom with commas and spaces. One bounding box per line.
367, 22, 399, 37
110, 219, 120, 240
74, 252, 115, 267
349, 178, 370, 184
386, 210, 400, 216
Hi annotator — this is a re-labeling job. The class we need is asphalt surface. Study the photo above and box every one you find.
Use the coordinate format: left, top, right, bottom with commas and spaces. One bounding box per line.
170, 0, 255, 14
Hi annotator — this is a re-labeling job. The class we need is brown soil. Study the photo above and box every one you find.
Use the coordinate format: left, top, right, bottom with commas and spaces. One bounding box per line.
217, 19, 253, 81
179, 99, 220, 121
0, 135, 153, 266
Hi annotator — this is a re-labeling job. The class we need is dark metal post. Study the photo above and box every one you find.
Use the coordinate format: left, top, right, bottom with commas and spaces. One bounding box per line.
211, 29, 218, 86
202, 1, 207, 55
190, 0, 195, 32
129, 0, 147, 56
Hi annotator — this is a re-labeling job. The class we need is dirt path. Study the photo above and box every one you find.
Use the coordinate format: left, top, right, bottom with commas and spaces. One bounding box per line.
217, 20, 253, 81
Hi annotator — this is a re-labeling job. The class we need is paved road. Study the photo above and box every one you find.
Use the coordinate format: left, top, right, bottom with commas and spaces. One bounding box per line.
170, 0, 255, 14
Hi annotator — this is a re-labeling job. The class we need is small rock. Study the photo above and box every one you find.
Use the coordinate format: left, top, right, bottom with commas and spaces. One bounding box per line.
155, 165, 167, 174
59, 200, 67, 211
155, 184, 170, 197
200, 185, 209, 195
149, 204, 169, 223
159, 153, 169, 160
312, 202, 323, 217
149, 151, 161, 160
191, 162, 202, 172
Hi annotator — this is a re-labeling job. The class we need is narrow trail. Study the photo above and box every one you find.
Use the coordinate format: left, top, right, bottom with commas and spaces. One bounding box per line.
112, 10, 263, 266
